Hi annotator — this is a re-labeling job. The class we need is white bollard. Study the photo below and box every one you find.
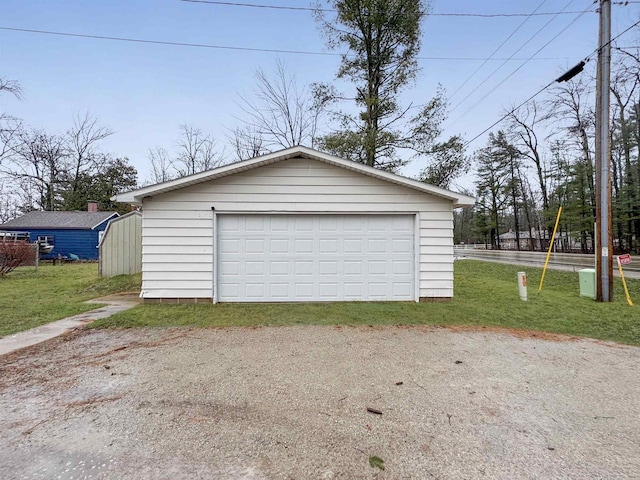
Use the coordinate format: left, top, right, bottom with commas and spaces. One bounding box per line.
518, 272, 528, 301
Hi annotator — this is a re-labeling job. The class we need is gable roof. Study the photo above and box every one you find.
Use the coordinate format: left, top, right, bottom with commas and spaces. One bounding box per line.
114, 146, 476, 207
98, 211, 141, 247
0, 211, 119, 230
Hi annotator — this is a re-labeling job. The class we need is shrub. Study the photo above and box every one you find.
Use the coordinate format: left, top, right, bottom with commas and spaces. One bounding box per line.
0, 241, 37, 276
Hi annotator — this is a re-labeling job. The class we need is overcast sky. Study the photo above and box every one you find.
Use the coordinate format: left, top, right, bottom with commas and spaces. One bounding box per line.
1, 0, 638, 189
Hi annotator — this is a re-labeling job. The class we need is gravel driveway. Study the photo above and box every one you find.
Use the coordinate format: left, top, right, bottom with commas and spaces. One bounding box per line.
1, 326, 639, 479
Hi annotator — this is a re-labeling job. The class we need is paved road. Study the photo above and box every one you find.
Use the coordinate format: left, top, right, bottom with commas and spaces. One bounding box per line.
455, 248, 640, 279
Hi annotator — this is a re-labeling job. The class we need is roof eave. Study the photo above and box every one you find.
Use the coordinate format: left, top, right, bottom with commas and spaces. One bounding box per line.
114, 146, 477, 205
90, 213, 119, 230
453, 196, 477, 208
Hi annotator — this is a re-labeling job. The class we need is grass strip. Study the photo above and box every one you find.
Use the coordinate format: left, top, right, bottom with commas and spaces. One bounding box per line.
0, 264, 141, 337
91, 260, 640, 346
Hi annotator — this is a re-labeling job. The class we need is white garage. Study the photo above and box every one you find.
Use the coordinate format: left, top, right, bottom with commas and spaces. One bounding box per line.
115, 146, 475, 303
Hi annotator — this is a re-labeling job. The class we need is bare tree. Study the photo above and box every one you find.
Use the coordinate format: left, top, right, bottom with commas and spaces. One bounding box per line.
506, 102, 551, 216
1, 126, 69, 211
174, 124, 224, 176
0, 178, 20, 223
1, 77, 23, 164
0, 117, 21, 164
230, 126, 268, 161
548, 77, 596, 189
0, 77, 23, 101
236, 60, 322, 152
64, 113, 113, 206
148, 147, 175, 183
609, 55, 640, 251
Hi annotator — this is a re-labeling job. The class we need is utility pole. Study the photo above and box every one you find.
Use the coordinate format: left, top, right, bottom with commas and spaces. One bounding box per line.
595, 0, 613, 301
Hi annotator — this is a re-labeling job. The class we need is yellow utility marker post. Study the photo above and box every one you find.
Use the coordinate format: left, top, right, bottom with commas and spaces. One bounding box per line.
616, 254, 634, 307
538, 207, 562, 294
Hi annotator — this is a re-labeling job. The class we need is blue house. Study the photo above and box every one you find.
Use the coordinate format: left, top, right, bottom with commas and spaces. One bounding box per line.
0, 210, 119, 260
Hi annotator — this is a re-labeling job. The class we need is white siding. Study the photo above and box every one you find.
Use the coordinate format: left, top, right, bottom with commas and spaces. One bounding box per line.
140, 157, 454, 300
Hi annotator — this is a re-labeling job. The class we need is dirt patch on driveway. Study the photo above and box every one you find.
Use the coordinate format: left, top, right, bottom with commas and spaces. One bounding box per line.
1, 326, 639, 479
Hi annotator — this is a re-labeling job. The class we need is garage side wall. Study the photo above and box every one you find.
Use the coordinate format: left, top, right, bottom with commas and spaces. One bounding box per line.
99, 212, 142, 277
140, 157, 454, 300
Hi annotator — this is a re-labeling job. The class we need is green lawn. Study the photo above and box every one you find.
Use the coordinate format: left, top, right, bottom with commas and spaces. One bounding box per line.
0, 264, 141, 337
91, 260, 640, 346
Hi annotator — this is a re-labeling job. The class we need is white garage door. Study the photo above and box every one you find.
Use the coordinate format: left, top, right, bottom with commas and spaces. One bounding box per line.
216, 214, 415, 302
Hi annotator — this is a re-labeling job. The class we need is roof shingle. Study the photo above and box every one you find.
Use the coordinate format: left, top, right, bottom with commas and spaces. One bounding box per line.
0, 211, 118, 230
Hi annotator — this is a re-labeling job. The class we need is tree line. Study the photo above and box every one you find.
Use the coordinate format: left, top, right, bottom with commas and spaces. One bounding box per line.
457, 47, 640, 254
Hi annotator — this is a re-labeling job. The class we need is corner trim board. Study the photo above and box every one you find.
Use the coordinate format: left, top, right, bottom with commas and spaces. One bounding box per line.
212, 209, 218, 304
414, 213, 420, 303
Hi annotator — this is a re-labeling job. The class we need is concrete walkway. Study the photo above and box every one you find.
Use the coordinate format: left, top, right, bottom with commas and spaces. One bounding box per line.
0, 294, 140, 356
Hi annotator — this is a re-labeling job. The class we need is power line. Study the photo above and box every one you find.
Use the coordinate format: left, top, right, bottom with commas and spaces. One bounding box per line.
611, 18, 640, 45
591, 17, 640, 59
448, 0, 595, 131
0, 26, 340, 56
462, 81, 555, 147
181, 0, 329, 12
448, 0, 584, 117
462, 16, 640, 149
179, 0, 597, 17
0, 26, 577, 61
451, 0, 594, 124
448, 0, 548, 102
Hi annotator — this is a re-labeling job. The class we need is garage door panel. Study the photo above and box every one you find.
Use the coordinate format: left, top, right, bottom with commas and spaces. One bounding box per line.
368, 283, 387, 297
245, 261, 264, 275
367, 216, 388, 231
295, 239, 314, 254
217, 214, 414, 302
220, 216, 239, 231
270, 261, 288, 275
270, 239, 289, 254
245, 239, 265, 254
294, 261, 313, 275
220, 238, 239, 254
319, 283, 338, 298
393, 238, 412, 253
319, 239, 338, 253
219, 260, 239, 275
393, 283, 413, 297
219, 283, 239, 298
392, 215, 413, 232
344, 220, 364, 232
318, 217, 338, 231
245, 283, 264, 298
270, 283, 289, 298
368, 261, 387, 275
344, 283, 363, 297
368, 238, 387, 253
344, 239, 363, 253
295, 217, 314, 231
319, 261, 338, 275
245, 216, 265, 231
344, 261, 363, 275
295, 283, 314, 298
393, 260, 412, 275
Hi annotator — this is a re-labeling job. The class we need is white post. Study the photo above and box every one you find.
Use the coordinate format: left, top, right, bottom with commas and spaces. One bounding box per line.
518, 272, 528, 301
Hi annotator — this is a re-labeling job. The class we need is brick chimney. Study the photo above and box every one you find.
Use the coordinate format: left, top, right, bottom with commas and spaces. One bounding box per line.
87, 201, 98, 212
